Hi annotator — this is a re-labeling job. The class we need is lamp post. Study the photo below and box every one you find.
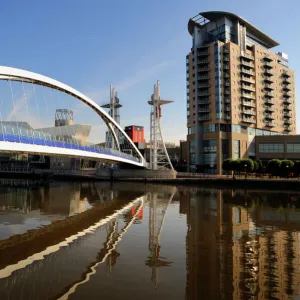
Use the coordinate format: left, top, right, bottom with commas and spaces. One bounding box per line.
244, 163, 247, 179
286, 165, 289, 179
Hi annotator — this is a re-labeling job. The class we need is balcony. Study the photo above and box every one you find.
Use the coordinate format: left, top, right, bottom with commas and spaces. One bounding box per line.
283, 125, 292, 131
224, 98, 231, 104
198, 107, 210, 113
198, 67, 209, 73
241, 92, 255, 99
224, 73, 230, 78
242, 109, 256, 116
283, 112, 292, 118
283, 105, 292, 111
198, 83, 210, 88
242, 100, 256, 108
263, 76, 274, 83
224, 106, 231, 112
241, 53, 254, 61
198, 98, 210, 104
283, 119, 292, 125
223, 57, 230, 62
198, 114, 211, 121
264, 68, 273, 76
265, 121, 275, 127
264, 54, 273, 62
224, 64, 230, 70
223, 48, 229, 54
197, 49, 209, 57
282, 98, 292, 104
264, 113, 275, 120
241, 76, 255, 84
282, 85, 291, 91
241, 68, 255, 76
198, 59, 209, 64
282, 71, 291, 78
265, 92, 275, 98
241, 84, 256, 92
282, 77, 291, 84
263, 61, 273, 69
265, 106, 274, 112
198, 91, 210, 97
264, 98, 275, 105
224, 89, 230, 95
242, 117, 256, 124
283, 91, 291, 98
264, 84, 274, 90
241, 60, 255, 68
224, 115, 231, 120
198, 76, 210, 80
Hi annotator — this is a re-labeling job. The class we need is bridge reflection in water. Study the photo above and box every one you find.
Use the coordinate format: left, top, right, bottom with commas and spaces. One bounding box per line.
2, 184, 300, 299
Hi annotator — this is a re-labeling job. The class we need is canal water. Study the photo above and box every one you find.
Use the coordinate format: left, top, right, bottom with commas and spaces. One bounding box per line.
1, 180, 300, 299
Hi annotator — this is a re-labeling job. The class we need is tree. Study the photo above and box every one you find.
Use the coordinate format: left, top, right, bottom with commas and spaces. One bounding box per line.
253, 161, 259, 172
293, 160, 300, 177
267, 159, 281, 176
222, 158, 233, 175
280, 160, 294, 177
256, 160, 264, 173
239, 158, 255, 173
232, 159, 240, 175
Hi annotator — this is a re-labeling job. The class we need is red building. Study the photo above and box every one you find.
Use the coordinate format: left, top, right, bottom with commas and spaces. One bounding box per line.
124, 125, 145, 144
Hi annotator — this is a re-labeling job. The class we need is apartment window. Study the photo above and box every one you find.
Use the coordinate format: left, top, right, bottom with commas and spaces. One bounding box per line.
258, 143, 284, 153
203, 139, 217, 153
204, 153, 217, 165
189, 140, 195, 153
233, 140, 240, 159
204, 124, 217, 133
188, 127, 196, 135
232, 125, 241, 133
287, 143, 300, 153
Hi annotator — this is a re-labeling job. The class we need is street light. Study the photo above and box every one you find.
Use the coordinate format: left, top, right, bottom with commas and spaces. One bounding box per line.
244, 163, 247, 179
286, 165, 289, 179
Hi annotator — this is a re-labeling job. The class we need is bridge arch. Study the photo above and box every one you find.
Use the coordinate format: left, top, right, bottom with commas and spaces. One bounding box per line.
0, 66, 145, 167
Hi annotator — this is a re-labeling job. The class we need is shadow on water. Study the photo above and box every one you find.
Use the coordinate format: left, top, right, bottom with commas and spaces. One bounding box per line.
1, 182, 300, 299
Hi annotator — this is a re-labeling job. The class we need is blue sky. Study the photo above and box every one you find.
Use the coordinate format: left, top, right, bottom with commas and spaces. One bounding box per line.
1, 0, 300, 144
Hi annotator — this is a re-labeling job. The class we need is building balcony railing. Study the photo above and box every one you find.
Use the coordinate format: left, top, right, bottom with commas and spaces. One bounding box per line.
224, 106, 231, 112
223, 48, 230, 53
282, 77, 291, 84
198, 99, 210, 105
241, 76, 255, 84
241, 60, 255, 68
224, 89, 230, 95
265, 122, 275, 127
198, 67, 209, 73
263, 61, 273, 68
198, 76, 210, 80
283, 105, 292, 111
242, 109, 256, 116
264, 113, 275, 120
241, 92, 255, 99
283, 92, 291, 98
198, 59, 209, 64
241, 53, 254, 61
283, 119, 292, 125
283, 112, 292, 118
198, 114, 211, 121
241, 84, 256, 92
198, 83, 210, 88
263, 76, 274, 83
224, 115, 231, 120
265, 92, 275, 98
283, 125, 292, 131
198, 107, 210, 113
282, 98, 292, 104
224, 98, 231, 104
282, 85, 291, 91
264, 68, 273, 76
242, 117, 256, 124
198, 91, 210, 97
282, 71, 291, 78
264, 98, 275, 105
224, 64, 230, 70
224, 73, 230, 78
265, 106, 275, 112
264, 55, 273, 62
264, 84, 274, 90
223, 57, 230, 62
241, 68, 255, 76
197, 50, 209, 57
241, 100, 256, 108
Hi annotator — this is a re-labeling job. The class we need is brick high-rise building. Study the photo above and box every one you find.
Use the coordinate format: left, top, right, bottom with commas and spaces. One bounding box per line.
186, 11, 296, 174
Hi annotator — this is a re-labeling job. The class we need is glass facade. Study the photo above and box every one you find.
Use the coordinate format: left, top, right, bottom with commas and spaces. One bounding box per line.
258, 143, 284, 153
189, 140, 196, 165
203, 140, 217, 166
188, 127, 196, 135
287, 143, 300, 153
214, 43, 222, 119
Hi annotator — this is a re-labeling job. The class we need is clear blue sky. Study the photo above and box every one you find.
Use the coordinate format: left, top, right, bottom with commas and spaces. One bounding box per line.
1, 0, 299, 144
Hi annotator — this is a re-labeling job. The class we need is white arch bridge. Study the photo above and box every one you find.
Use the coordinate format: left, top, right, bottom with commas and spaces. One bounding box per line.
0, 66, 146, 168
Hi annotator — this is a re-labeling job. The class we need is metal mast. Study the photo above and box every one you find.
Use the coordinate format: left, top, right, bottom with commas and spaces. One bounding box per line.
101, 85, 122, 149
148, 80, 174, 170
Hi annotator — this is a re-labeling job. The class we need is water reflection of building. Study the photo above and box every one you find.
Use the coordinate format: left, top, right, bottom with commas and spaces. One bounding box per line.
181, 188, 300, 299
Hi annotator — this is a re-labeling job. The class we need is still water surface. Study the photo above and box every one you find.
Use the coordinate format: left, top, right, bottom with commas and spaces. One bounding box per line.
1, 179, 300, 299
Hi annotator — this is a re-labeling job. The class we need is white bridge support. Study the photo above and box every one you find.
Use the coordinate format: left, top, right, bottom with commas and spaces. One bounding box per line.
148, 81, 174, 171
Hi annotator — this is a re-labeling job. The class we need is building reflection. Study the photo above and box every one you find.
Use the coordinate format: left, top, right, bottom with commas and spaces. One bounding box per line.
180, 188, 300, 300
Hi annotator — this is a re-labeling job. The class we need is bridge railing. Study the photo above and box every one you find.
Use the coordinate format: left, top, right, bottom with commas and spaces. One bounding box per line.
0, 129, 141, 164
